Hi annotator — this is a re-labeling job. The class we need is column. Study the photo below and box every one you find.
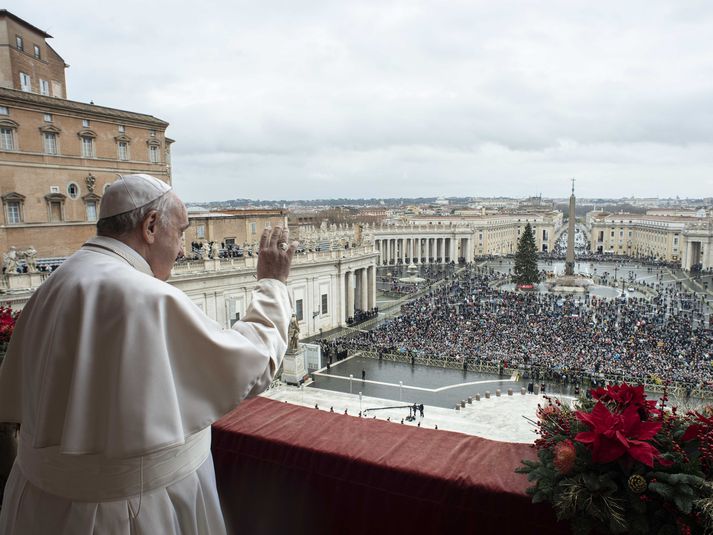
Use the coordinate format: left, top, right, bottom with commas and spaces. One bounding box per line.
355, 269, 362, 310
361, 268, 368, 311
346, 271, 354, 321
409, 238, 414, 263
339, 271, 346, 325
401, 239, 407, 264
368, 266, 376, 309
413, 238, 419, 264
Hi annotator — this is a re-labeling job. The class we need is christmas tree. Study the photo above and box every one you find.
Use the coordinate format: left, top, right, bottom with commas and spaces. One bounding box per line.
513, 223, 539, 286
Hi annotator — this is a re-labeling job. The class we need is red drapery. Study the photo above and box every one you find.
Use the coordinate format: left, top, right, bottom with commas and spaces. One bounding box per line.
212, 397, 568, 535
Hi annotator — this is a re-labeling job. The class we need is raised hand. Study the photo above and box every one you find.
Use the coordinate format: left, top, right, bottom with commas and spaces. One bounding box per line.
256, 226, 298, 283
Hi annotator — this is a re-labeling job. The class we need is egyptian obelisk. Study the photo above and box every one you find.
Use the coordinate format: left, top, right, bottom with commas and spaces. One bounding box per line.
565, 178, 576, 276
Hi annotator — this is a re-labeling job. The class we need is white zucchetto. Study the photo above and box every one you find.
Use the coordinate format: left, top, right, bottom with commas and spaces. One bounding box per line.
99, 174, 172, 219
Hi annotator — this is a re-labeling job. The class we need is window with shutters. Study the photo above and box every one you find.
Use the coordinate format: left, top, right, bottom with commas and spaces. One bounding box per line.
6, 202, 21, 224
86, 201, 97, 221
81, 136, 95, 157
118, 141, 129, 160
149, 144, 160, 163
20, 72, 31, 92
0, 128, 15, 150
43, 132, 58, 154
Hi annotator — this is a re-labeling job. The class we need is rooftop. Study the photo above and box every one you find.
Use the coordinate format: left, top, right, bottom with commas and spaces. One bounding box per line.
0, 87, 169, 127
0, 9, 53, 38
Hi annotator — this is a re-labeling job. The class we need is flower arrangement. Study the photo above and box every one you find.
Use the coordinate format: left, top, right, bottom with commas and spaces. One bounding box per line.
517, 383, 713, 535
0, 305, 19, 346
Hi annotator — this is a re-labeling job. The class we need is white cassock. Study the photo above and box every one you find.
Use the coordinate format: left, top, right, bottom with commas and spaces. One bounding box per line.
0, 236, 291, 534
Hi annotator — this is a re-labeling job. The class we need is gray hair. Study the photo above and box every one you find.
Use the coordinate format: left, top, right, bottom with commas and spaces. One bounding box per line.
96, 193, 181, 238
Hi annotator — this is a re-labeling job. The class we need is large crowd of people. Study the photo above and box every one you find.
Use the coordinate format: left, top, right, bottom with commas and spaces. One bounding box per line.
344, 265, 713, 389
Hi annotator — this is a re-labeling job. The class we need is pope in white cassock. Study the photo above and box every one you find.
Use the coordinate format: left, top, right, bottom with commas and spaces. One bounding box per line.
0, 174, 296, 534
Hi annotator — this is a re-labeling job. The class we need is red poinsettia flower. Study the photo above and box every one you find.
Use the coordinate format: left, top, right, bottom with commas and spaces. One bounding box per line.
575, 402, 667, 467
590, 382, 660, 419
682, 412, 713, 442
0, 306, 19, 344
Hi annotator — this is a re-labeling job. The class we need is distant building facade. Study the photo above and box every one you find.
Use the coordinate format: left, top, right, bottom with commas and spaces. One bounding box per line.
186, 209, 288, 249
0, 10, 172, 258
588, 212, 713, 270
373, 210, 563, 263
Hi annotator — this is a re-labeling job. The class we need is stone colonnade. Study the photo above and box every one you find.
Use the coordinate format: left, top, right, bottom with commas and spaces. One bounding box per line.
340, 265, 377, 323
373, 236, 473, 266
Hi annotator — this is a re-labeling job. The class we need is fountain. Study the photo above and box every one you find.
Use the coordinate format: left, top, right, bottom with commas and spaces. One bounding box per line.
398, 263, 426, 285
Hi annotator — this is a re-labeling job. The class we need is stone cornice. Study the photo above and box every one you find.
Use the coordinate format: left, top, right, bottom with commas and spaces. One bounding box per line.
0, 87, 169, 128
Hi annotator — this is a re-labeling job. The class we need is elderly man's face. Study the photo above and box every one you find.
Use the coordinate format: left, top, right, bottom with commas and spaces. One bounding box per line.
148, 194, 189, 281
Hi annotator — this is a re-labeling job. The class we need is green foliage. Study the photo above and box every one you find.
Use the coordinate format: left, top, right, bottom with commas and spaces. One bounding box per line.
513, 222, 539, 285
516, 391, 713, 534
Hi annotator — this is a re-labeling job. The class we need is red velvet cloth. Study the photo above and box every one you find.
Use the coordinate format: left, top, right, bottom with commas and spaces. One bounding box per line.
212, 397, 569, 535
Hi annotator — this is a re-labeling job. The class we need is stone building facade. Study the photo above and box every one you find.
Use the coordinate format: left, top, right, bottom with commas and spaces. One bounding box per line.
0, 246, 379, 338
0, 10, 67, 97
0, 11, 171, 259
588, 212, 713, 270
372, 210, 563, 264
186, 209, 288, 249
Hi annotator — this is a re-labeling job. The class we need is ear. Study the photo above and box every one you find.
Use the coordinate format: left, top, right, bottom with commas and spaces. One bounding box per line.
142, 210, 160, 244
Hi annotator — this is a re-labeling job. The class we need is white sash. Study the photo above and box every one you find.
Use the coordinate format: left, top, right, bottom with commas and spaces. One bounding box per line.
16, 427, 211, 502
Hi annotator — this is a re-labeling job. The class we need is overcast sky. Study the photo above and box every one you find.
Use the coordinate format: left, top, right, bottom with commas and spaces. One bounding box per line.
12, 0, 713, 201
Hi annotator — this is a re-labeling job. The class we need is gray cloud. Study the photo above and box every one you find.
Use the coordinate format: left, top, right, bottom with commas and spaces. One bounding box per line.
11, 0, 713, 200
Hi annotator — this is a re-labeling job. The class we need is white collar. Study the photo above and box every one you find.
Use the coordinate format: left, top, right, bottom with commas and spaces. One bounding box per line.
82, 236, 155, 277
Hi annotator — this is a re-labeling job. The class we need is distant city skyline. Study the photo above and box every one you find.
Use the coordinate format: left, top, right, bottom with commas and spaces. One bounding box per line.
10, 1, 713, 201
